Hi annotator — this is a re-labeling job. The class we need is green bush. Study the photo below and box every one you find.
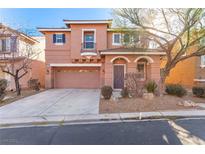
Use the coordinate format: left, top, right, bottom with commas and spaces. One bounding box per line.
0, 79, 8, 101
192, 86, 205, 97
121, 87, 129, 98
101, 86, 113, 99
145, 80, 158, 93
27, 78, 40, 91
165, 84, 187, 97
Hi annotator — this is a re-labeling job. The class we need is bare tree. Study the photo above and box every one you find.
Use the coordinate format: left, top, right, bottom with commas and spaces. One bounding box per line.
0, 24, 40, 95
125, 72, 144, 97
113, 8, 205, 90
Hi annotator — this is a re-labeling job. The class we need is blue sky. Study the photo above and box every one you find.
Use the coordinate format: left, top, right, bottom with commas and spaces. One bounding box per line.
0, 8, 112, 36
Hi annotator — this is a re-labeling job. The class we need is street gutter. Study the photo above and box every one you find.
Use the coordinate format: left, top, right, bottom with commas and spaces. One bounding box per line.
0, 110, 205, 128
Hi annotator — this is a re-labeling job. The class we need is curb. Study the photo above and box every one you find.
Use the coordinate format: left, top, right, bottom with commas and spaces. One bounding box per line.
1, 110, 205, 128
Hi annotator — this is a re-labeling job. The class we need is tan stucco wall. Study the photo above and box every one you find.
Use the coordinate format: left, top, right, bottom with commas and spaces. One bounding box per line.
162, 57, 196, 88
160, 45, 205, 88
104, 55, 161, 88
70, 24, 107, 59
44, 31, 71, 64
107, 32, 124, 49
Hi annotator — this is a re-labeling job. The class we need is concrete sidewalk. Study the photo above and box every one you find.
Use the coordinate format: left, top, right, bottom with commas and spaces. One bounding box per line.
1, 109, 205, 128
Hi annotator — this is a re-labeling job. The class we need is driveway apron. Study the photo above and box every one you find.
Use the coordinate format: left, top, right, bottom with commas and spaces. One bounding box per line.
0, 89, 100, 118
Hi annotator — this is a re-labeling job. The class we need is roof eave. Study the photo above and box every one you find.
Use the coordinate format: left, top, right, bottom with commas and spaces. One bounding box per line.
100, 51, 166, 55
107, 28, 139, 32
63, 19, 112, 24
37, 28, 71, 32
20, 34, 39, 43
0, 23, 38, 44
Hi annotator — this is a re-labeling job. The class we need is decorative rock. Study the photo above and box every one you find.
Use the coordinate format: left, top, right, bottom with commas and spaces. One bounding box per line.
112, 91, 122, 98
177, 101, 184, 106
143, 92, 154, 100
2, 96, 13, 101
111, 96, 119, 101
100, 95, 104, 99
183, 100, 192, 107
177, 100, 197, 107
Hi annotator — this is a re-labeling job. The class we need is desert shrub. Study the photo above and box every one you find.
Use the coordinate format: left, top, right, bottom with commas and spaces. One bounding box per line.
124, 72, 144, 97
192, 86, 205, 97
121, 87, 129, 98
165, 84, 187, 97
0, 79, 8, 101
28, 78, 40, 91
145, 80, 158, 93
101, 86, 113, 99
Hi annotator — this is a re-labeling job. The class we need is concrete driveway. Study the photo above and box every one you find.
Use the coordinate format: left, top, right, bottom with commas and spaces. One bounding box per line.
0, 89, 100, 118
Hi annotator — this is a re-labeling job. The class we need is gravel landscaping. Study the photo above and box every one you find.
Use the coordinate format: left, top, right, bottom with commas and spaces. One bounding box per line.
100, 94, 204, 114
0, 89, 45, 107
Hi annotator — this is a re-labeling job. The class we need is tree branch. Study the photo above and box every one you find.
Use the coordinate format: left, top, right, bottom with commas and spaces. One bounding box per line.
2, 69, 15, 77
176, 46, 205, 63
161, 9, 171, 33
18, 71, 28, 79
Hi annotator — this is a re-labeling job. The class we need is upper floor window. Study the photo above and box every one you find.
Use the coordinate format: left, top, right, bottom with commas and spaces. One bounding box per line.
123, 33, 137, 45
82, 29, 96, 50
112, 33, 121, 45
201, 55, 205, 67
0, 38, 10, 52
84, 33, 94, 49
112, 33, 140, 46
85, 34, 94, 42
123, 33, 130, 43
53, 34, 65, 44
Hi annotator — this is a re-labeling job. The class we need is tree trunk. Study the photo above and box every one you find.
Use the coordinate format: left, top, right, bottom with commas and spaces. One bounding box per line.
14, 76, 21, 96
159, 70, 168, 96
160, 75, 166, 95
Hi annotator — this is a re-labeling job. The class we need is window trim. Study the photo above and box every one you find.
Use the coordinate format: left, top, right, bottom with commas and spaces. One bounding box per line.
82, 29, 96, 50
112, 33, 121, 46
82, 29, 96, 43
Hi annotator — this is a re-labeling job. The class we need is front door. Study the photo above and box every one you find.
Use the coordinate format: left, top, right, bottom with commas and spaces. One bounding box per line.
114, 65, 125, 89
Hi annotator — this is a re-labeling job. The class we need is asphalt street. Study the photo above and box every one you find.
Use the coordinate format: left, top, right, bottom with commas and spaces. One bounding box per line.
0, 118, 205, 145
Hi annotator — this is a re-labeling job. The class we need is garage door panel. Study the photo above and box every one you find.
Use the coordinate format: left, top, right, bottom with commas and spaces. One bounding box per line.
54, 69, 100, 88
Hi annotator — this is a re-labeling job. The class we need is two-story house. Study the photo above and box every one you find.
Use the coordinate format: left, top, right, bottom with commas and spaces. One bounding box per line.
38, 20, 165, 89
0, 23, 45, 90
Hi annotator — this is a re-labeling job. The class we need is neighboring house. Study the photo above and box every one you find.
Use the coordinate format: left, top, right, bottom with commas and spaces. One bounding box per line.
0, 23, 45, 90
38, 20, 165, 89
30, 36, 46, 88
161, 44, 205, 88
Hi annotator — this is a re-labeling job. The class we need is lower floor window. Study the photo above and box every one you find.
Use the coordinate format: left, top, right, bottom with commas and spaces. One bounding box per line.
137, 62, 146, 80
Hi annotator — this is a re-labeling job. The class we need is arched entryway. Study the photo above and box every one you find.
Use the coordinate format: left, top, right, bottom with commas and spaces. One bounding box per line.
112, 57, 128, 89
